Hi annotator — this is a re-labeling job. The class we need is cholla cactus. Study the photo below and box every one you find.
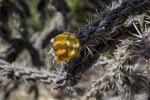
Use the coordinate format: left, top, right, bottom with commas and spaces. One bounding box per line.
51, 0, 150, 91
82, 38, 149, 100
0, 59, 56, 100
82, 13, 150, 99
1, 0, 150, 99
0, 61, 55, 84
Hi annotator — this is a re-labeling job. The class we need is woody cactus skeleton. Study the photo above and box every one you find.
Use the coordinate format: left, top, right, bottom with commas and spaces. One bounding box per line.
51, 0, 150, 89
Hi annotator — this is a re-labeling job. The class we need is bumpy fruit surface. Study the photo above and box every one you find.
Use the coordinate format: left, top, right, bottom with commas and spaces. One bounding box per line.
51, 32, 80, 61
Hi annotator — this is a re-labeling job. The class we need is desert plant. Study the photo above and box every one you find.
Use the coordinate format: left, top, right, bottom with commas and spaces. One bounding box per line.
51, 0, 150, 90
1, 0, 150, 100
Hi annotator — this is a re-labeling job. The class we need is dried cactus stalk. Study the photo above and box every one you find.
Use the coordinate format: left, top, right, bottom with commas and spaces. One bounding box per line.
82, 38, 149, 100
81, 17, 150, 99
0, 60, 55, 85
51, 0, 150, 89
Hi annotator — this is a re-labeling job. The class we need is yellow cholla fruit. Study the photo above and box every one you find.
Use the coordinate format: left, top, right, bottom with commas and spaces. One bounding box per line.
50, 32, 80, 61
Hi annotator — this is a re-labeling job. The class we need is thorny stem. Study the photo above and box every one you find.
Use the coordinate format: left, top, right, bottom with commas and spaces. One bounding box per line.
51, 0, 150, 89
0, 60, 55, 84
